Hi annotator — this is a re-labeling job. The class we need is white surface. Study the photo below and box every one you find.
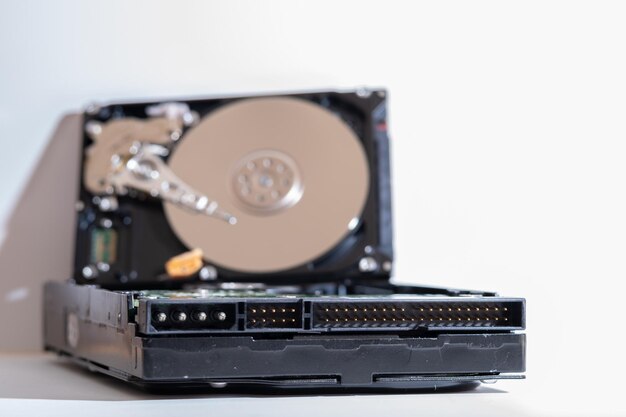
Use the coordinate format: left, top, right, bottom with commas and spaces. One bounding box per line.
1, 1, 626, 416
0, 354, 620, 417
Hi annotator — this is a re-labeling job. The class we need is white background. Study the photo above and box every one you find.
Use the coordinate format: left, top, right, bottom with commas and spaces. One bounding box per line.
1, 1, 626, 416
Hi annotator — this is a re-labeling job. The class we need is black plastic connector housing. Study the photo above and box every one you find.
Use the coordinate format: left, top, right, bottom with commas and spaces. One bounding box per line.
312, 300, 522, 329
136, 296, 525, 335
150, 302, 237, 331
246, 302, 303, 329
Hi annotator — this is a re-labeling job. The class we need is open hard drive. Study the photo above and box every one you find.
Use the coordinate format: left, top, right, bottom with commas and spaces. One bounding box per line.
44, 89, 526, 391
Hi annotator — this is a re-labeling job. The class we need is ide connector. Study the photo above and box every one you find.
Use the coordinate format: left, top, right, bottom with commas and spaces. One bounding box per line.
312, 301, 522, 329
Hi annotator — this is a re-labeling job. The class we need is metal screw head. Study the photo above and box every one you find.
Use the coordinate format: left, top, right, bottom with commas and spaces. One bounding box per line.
81, 265, 98, 279
183, 111, 200, 127
99, 218, 113, 228
85, 120, 103, 138
194, 311, 208, 322
155, 312, 167, 323
358, 256, 379, 273
84, 102, 101, 115
214, 311, 227, 322
356, 87, 372, 98
98, 196, 118, 212
96, 262, 110, 272
170, 130, 182, 141
199, 265, 218, 281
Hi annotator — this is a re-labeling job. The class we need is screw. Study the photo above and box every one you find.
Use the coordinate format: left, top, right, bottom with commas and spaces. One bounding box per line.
358, 256, 378, 272
99, 218, 113, 228
96, 262, 110, 272
81, 265, 98, 279
183, 111, 200, 126
155, 312, 167, 323
199, 265, 218, 281
84, 102, 101, 116
98, 197, 118, 212
85, 120, 103, 138
356, 87, 372, 98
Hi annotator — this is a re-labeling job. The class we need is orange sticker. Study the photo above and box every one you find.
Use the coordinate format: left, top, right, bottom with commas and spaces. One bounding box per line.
165, 248, 204, 278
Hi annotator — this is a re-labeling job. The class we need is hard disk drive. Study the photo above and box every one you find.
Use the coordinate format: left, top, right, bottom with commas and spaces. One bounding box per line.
44, 89, 526, 392
75, 91, 392, 286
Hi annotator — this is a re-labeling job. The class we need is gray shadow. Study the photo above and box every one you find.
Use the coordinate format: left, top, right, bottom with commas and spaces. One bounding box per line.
0, 114, 82, 351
